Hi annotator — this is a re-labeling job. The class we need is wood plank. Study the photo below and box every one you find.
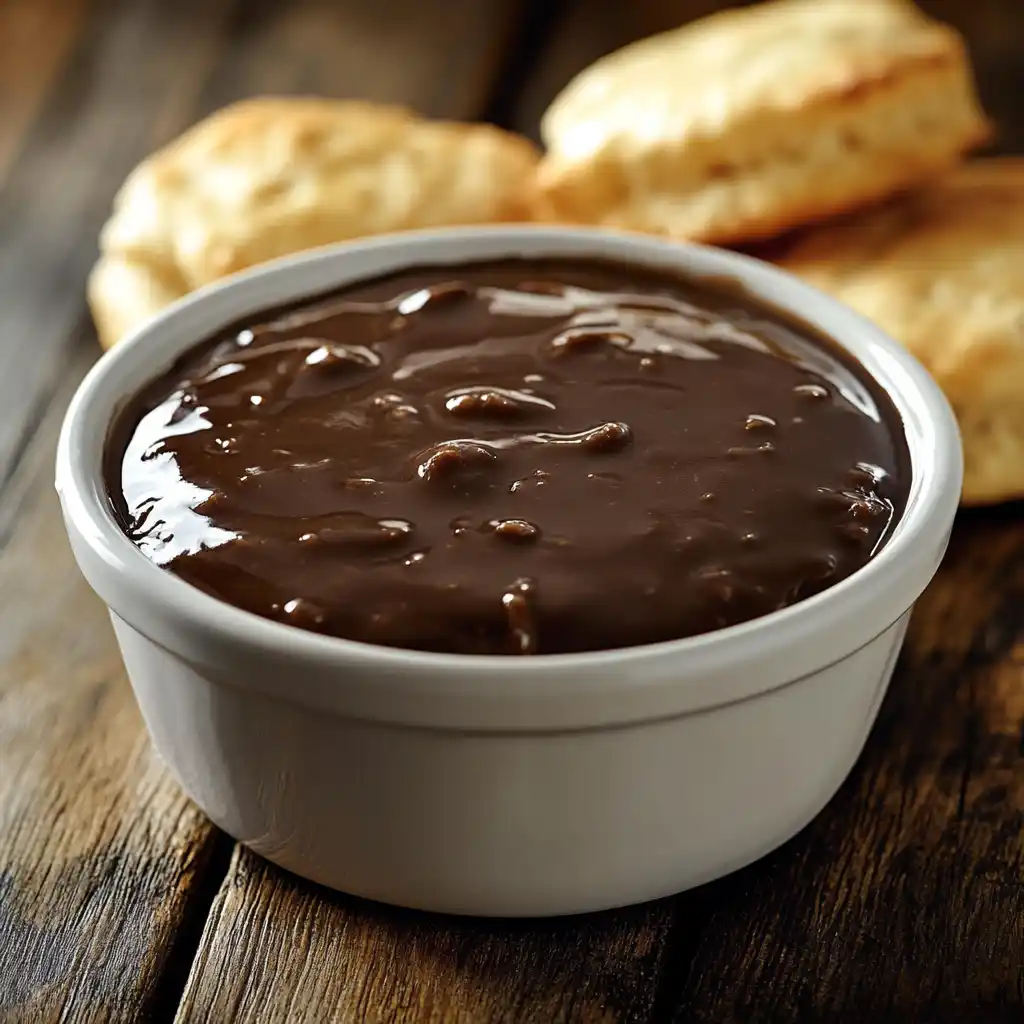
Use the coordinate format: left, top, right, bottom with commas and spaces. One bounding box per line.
0, 0, 237, 508
177, 850, 674, 1023
0, 343, 229, 1023
193, 0, 520, 120
0, 0, 91, 185
669, 508, 1024, 1022
0, 2, 248, 1018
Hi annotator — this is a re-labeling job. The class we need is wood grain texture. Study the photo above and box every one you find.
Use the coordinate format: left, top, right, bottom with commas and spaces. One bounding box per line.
0, 0, 91, 185
0, 0, 237, 513
193, 0, 521, 119
176, 850, 674, 1023
0, 4, 245, 1016
0, 344, 225, 1023
671, 509, 1024, 1023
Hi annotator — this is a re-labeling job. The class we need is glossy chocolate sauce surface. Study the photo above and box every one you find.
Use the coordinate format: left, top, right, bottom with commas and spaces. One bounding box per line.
108, 258, 910, 655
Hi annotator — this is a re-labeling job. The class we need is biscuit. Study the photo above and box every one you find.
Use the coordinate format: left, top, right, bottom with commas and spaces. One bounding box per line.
89, 98, 540, 348
778, 159, 1024, 506
536, 0, 989, 245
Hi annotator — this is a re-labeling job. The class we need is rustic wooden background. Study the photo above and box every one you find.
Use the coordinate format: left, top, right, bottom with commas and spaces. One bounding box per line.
0, 0, 1022, 1021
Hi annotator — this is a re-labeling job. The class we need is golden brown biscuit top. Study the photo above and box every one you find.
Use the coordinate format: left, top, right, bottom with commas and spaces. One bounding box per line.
541, 0, 961, 167
99, 97, 540, 290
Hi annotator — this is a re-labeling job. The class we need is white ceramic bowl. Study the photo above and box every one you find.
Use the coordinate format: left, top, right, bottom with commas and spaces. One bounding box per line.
56, 227, 961, 917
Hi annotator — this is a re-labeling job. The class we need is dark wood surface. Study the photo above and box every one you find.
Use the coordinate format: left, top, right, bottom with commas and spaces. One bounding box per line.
0, 1, 1021, 1021
177, 848, 676, 1021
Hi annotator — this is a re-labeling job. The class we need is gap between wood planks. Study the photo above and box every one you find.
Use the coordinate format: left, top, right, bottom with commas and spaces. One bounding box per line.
147, 831, 236, 1024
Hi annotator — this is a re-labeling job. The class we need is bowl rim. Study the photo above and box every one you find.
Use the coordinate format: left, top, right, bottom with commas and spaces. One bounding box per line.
56, 226, 962, 723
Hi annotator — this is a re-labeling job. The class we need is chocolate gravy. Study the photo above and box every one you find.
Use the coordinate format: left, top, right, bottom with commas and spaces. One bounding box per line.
107, 258, 910, 655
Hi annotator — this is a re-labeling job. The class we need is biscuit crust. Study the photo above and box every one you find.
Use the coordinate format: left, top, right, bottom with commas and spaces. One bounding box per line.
779, 159, 1024, 505
536, 0, 989, 245
89, 98, 540, 348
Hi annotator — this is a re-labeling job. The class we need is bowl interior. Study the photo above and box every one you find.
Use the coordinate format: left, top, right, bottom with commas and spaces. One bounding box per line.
55, 226, 963, 727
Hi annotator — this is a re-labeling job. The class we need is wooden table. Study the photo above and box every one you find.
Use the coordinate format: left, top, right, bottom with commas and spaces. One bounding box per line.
1, 1, 1022, 1020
